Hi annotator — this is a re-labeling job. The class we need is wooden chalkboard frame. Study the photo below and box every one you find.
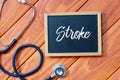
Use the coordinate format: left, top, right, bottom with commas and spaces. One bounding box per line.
44, 12, 102, 56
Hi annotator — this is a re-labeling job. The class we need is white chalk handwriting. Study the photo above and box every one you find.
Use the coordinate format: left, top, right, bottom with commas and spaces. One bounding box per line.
56, 25, 91, 42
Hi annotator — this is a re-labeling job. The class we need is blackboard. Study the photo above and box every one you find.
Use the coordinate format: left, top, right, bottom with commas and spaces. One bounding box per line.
44, 12, 102, 56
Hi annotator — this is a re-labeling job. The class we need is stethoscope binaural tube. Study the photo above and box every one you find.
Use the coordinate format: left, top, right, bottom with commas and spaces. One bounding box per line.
0, 0, 35, 54
0, 0, 6, 14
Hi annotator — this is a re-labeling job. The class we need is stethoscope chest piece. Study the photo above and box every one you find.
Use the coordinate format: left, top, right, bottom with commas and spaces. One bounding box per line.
46, 64, 67, 80
52, 64, 66, 78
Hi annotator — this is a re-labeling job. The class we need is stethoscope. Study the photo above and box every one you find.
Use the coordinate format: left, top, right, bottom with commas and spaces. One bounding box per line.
0, 0, 67, 80
0, 0, 43, 80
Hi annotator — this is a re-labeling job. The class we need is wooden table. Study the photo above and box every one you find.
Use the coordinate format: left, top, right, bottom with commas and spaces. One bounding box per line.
0, 0, 120, 80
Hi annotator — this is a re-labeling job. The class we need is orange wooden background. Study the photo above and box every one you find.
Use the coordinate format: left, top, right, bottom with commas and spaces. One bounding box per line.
0, 0, 120, 80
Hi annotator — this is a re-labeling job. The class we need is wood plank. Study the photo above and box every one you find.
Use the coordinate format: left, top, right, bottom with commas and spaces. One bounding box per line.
3, 0, 120, 79
108, 68, 120, 80
78, 0, 120, 33
58, 19, 120, 80
0, 0, 88, 79
0, 0, 39, 37
45, 0, 88, 12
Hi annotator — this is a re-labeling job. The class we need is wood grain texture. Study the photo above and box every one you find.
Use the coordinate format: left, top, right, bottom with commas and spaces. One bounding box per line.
79, 0, 120, 34
109, 68, 120, 80
59, 19, 120, 80
0, 0, 88, 80
0, 0, 120, 80
45, 0, 88, 12
0, 0, 39, 37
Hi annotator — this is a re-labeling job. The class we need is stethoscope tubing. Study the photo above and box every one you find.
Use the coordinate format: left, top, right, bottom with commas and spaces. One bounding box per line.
0, 0, 6, 15
0, 44, 43, 79
0, 1, 44, 80
15, 1, 36, 40
0, 0, 36, 53
0, 39, 17, 53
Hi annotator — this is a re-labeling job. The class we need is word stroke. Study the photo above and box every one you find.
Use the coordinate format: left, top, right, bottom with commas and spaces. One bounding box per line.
56, 25, 92, 42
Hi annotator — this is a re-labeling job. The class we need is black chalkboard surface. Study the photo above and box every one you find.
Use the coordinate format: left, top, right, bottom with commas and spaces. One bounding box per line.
44, 12, 102, 56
